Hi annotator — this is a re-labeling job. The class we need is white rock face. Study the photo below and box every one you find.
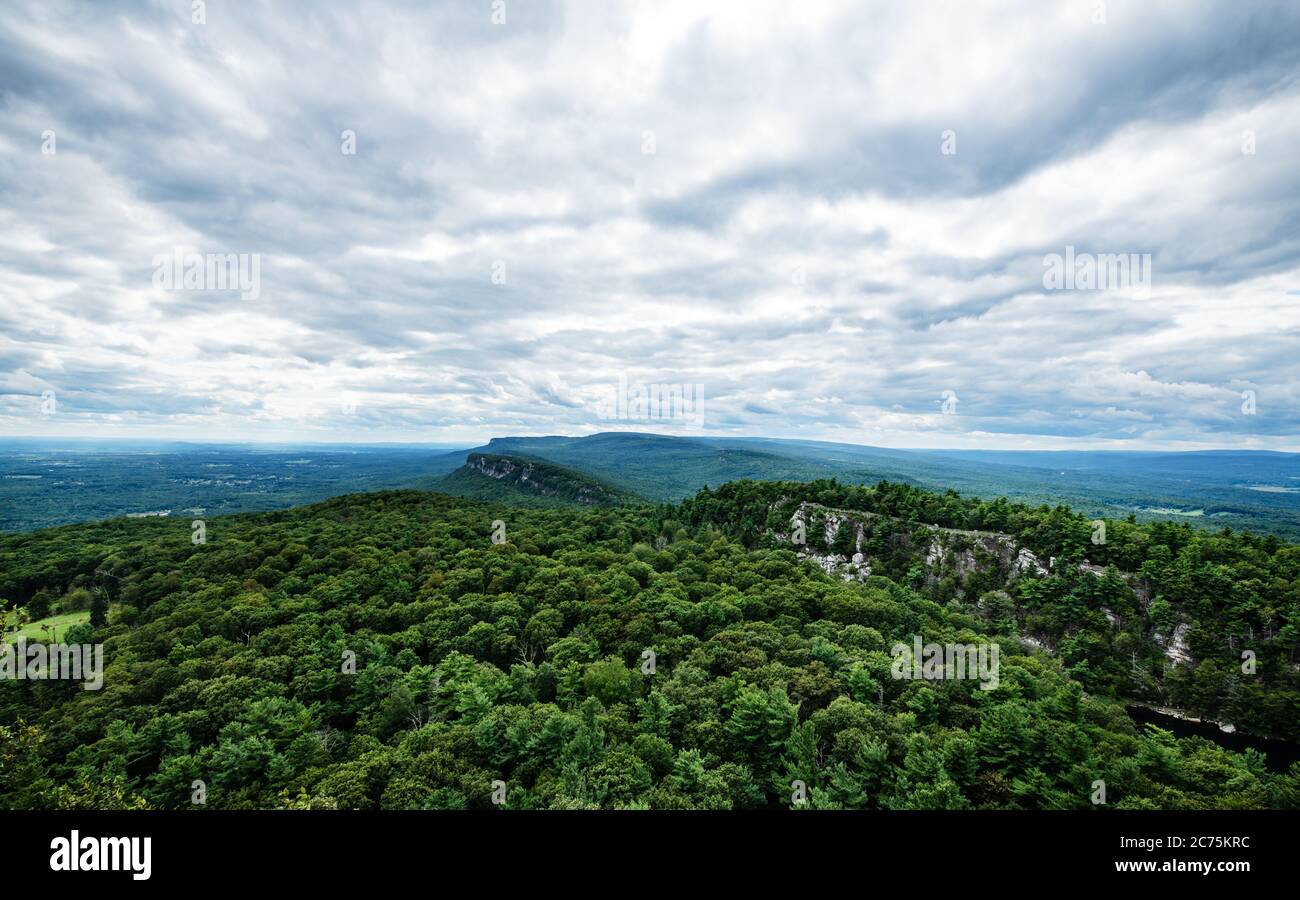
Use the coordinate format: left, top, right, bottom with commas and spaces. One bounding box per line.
1158, 622, 1193, 665
784, 505, 872, 582
795, 550, 872, 582
784, 500, 1061, 597
924, 537, 943, 570
776, 499, 1175, 671
1014, 547, 1047, 576
811, 554, 837, 576
782, 500, 1159, 638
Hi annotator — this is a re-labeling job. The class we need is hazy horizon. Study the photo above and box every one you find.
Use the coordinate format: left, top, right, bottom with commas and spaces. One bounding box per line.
1, 430, 1298, 456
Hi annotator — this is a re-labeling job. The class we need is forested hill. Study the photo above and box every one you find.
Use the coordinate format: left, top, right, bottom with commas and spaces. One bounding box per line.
1, 482, 1298, 810
682, 480, 1300, 742
468, 434, 1300, 539
5, 436, 1300, 538
435, 453, 642, 507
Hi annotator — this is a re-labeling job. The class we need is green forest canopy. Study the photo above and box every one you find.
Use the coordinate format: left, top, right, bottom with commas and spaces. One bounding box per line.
1, 479, 1298, 810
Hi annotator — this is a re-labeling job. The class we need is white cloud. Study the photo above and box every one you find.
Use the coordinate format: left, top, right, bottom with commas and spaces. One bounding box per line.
0, 0, 1297, 449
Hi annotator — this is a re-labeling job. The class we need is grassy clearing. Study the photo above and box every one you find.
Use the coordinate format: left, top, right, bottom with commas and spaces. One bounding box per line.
3, 609, 91, 642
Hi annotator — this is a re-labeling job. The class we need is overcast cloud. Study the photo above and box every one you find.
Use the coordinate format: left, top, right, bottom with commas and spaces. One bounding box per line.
1, 0, 1298, 449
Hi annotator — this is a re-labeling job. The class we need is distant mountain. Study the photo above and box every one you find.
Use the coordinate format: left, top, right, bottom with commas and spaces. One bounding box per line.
436, 452, 643, 507
3, 433, 1299, 537
470, 433, 847, 499
441, 433, 1300, 538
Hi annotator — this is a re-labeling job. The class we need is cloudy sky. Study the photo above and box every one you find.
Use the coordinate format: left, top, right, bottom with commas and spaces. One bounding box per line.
1, 0, 1298, 449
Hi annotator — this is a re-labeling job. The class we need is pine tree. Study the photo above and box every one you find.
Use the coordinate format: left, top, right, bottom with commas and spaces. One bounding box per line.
90, 590, 109, 628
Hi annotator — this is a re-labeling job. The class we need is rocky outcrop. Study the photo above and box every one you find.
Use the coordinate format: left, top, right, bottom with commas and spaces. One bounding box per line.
1154, 622, 1193, 665
773, 500, 1198, 671
778, 500, 1180, 662
785, 505, 873, 582
783, 501, 1046, 597
1016, 547, 1048, 577
780, 496, 1180, 650
458, 453, 632, 506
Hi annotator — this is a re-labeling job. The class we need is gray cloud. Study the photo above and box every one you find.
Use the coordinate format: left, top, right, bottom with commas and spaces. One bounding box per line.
1, 0, 1298, 448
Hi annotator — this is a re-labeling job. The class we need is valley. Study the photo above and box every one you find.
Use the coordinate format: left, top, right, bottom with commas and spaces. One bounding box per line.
4, 434, 1300, 539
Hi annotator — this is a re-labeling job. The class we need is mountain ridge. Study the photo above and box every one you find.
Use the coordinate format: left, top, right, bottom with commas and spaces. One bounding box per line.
4, 433, 1300, 537
436, 452, 643, 507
